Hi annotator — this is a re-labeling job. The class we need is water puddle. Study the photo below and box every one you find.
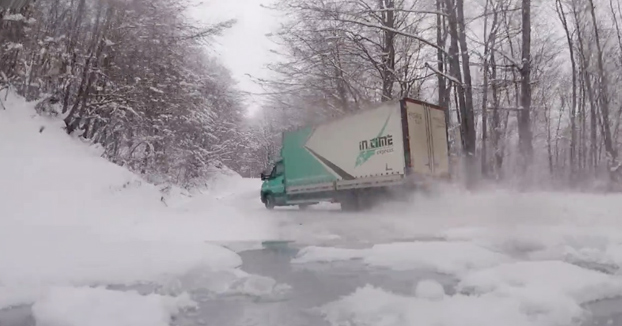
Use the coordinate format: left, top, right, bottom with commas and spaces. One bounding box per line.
173, 242, 457, 326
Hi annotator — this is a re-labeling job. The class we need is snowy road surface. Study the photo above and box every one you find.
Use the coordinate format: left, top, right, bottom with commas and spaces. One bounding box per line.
3, 93, 622, 325
3, 237, 622, 326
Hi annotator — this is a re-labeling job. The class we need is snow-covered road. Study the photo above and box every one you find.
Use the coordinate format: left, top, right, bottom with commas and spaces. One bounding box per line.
260, 192, 622, 326
186, 242, 622, 326
3, 93, 622, 326
3, 242, 622, 326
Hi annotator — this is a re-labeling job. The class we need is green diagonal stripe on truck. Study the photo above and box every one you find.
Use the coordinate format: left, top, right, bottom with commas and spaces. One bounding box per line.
281, 127, 337, 186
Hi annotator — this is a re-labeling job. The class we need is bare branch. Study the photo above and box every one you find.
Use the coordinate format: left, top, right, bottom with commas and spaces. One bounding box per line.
425, 62, 463, 86
333, 18, 448, 55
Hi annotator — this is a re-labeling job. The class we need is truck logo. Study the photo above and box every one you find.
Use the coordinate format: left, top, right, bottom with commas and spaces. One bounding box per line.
359, 135, 393, 151
355, 112, 394, 167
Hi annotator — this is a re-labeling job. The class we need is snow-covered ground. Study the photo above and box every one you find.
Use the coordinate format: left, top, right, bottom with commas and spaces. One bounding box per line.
287, 191, 622, 325
0, 93, 280, 323
4, 92, 622, 325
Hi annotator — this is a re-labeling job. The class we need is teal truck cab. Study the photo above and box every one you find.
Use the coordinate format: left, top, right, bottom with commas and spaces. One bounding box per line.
260, 98, 450, 211
260, 159, 286, 209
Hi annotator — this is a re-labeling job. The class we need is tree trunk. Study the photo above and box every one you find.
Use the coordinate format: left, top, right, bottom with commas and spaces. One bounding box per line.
587, 0, 618, 181
580, 69, 587, 173
545, 104, 553, 176
555, 0, 577, 183
571, 1, 598, 175
436, 0, 448, 110
518, 0, 533, 176
380, 0, 396, 102
455, 0, 476, 163
444, 0, 476, 186
445, 0, 465, 141
490, 46, 502, 179
481, 0, 490, 177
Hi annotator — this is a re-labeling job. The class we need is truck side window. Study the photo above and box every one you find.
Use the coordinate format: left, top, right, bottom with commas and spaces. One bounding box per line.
274, 161, 285, 176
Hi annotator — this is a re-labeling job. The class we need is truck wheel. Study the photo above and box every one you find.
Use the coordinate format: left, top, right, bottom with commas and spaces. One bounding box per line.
298, 204, 310, 210
340, 193, 360, 212
265, 195, 275, 210
357, 193, 373, 211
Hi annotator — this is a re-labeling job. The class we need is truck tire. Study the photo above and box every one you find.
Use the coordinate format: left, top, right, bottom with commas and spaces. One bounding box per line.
340, 193, 360, 212
298, 204, 310, 210
265, 194, 275, 210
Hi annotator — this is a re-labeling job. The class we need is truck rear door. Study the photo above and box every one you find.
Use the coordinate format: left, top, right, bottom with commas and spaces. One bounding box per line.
403, 99, 450, 178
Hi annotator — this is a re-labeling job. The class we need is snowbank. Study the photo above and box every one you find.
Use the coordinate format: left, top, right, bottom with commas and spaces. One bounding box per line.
31, 286, 195, 326
160, 163, 259, 207
305, 242, 622, 326
458, 260, 622, 307
319, 285, 533, 326
288, 187, 622, 326
0, 93, 276, 309
293, 241, 510, 276
0, 234, 241, 308
158, 267, 291, 299
320, 261, 622, 326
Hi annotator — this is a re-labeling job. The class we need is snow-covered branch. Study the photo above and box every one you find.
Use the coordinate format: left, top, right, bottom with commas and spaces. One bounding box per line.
425, 62, 463, 86
333, 18, 449, 56
353, 9, 448, 17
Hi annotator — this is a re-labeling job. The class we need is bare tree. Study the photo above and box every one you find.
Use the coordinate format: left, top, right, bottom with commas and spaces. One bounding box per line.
587, 0, 618, 182
259, 0, 622, 190
555, 0, 578, 183
0, 0, 246, 187
517, 0, 533, 175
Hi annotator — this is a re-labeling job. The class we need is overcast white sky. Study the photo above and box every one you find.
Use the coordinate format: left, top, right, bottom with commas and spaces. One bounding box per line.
189, 0, 281, 117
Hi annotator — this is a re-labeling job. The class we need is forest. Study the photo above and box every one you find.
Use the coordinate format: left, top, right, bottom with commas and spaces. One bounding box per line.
254, 0, 622, 191
3, 0, 622, 191
0, 0, 250, 187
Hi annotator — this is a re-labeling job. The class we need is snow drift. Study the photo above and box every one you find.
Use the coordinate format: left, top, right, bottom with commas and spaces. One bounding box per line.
0, 93, 278, 315
283, 174, 622, 326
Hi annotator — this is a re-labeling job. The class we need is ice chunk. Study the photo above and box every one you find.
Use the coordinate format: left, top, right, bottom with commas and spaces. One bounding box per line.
413, 279, 445, 300
319, 285, 533, 326
292, 246, 367, 264
458, 260, 622, 304
458, 260, 622, 326
293, 241, 510, 276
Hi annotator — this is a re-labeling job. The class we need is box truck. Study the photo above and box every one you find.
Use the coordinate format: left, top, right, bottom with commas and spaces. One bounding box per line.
260, 98, 450, 211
